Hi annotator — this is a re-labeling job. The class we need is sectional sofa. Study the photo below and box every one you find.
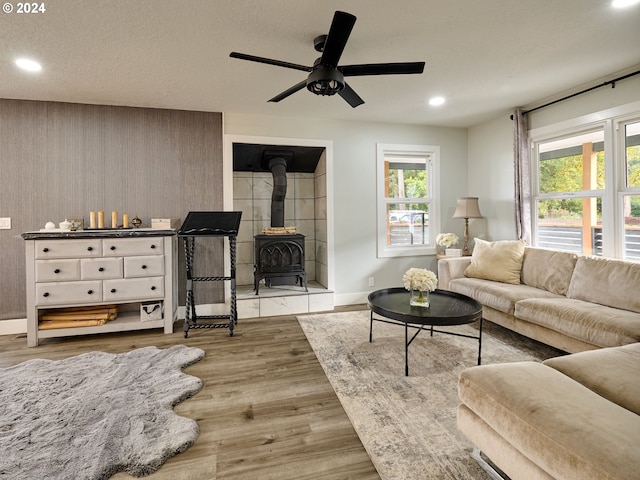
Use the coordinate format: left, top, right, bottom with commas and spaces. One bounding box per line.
458, 343, 640, 480
437, 240, 640, 480
438, 241, 640, 353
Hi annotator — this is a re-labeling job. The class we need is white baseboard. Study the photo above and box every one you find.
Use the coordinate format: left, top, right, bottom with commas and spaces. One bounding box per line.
0, 318, 27, 336
334, 292, 370, 306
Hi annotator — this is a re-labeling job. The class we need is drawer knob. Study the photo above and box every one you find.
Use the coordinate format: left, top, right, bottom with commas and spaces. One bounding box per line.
111, 288, 117, 293
151, 244, 156, 249
87, 246, 93, 252
54, 269, 61, 274
98, 267, 105, 272
141, 265, 147, 269
110, 246, 116, 251
151, 286, 156, 291
43, 292, 50, 297
87, 289, 94, 295
43, 247, 49, 253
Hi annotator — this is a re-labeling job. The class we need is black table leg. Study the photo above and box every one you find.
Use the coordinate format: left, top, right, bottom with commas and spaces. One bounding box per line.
405, 321, 409, 376
369, 311, 374, 343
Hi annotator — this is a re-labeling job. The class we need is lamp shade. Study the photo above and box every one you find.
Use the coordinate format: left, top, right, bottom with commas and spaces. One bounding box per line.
452, 197, 482, 219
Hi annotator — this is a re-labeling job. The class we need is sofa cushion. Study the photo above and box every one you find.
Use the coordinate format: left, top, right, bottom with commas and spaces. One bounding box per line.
520, 247, 578, 296
544, 343, 640, 416
515, 297, 640, 348
458, 362, 640, 480
566, 256, 640, 313
464, 238, 526, 285
449, 278, 560, 315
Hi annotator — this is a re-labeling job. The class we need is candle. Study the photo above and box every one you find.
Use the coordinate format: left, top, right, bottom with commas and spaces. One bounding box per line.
111, 211, 118, 229
89, 211, 96, 229
122, 214, 129, 228
97, 210, 105, 229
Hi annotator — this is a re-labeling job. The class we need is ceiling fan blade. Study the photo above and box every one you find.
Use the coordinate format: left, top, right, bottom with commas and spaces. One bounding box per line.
320, 11, 356, 68
230, 52, 311, 72
268, 80, 308, 103
339, 83, 364, 108
341, 62, 426, 77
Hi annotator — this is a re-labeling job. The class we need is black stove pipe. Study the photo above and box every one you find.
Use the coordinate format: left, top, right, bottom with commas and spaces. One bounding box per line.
268, 157, 288, 228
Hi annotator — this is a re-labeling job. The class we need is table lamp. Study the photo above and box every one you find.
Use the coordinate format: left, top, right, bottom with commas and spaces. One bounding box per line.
453, 197, 482, 256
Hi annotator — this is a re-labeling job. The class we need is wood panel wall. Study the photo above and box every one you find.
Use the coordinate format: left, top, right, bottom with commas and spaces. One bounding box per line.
0, 99, 223, 321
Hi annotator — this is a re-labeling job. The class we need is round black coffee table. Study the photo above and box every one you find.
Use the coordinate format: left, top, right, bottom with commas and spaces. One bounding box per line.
367, 288, 483, 376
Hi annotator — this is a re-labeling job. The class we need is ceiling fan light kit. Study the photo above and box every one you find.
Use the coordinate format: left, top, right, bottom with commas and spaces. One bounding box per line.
307, 66, 344, 96
230, 11, 425, 108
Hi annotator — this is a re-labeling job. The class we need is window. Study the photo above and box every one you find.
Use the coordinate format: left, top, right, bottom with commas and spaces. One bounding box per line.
622, 121, 640, 259
533, 129, 605, 255
531, 107, 640, 260
376, 144, 440, 257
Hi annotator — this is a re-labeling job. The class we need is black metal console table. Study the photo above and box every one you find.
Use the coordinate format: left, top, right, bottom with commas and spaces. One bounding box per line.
177, 211, 242, 337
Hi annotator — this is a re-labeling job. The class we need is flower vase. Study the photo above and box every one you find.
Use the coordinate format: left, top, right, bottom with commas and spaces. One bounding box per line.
410, 289, 430, 307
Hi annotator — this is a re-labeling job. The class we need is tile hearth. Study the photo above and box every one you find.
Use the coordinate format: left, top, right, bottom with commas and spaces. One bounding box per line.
236, 281, 334, 319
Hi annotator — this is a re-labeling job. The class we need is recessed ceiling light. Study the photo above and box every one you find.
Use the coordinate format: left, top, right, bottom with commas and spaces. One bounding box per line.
15, 58, 42, 72
612, 0, 640, 7
428, 96, 445, 106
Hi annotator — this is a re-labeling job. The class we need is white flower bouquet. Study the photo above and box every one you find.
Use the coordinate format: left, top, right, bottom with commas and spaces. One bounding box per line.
436, 232, 459, 248
402, 268, 438, 292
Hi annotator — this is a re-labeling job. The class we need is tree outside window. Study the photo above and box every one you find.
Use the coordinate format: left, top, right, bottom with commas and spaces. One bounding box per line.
533, 118, 640, 260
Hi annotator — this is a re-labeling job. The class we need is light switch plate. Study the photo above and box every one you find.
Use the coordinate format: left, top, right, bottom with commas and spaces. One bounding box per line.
0, 217, 11, 229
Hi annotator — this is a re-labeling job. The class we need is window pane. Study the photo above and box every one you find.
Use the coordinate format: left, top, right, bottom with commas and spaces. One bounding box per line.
624, 195, 640, 260
538, 131, 604, 194
386, 204, 430, 246
385, 158, 428, 199
536, 197, 602, 255
625, 122, 640, 188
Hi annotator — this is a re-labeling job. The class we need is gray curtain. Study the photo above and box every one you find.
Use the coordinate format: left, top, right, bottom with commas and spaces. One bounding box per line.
513, 108, 531, 244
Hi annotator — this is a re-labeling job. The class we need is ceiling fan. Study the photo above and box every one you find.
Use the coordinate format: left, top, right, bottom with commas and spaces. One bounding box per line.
229, 11, 425, 108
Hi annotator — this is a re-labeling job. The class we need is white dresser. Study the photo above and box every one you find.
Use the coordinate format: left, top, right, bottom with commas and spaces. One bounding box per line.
23, 230, 177, 347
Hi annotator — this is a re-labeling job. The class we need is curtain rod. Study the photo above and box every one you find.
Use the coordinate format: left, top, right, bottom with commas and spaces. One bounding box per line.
511, 68, 640, 118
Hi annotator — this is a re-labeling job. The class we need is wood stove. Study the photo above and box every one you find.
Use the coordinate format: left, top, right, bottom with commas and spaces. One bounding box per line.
251, 150, 309, 294
254, 233, 307, 294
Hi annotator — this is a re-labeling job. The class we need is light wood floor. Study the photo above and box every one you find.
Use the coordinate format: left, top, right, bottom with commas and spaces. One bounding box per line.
0, 307, 380, 480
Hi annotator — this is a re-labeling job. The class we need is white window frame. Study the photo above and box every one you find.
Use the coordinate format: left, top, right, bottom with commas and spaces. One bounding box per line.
376, 143, 440, 258
529, 100, 640, 260
615, 115, 640, 258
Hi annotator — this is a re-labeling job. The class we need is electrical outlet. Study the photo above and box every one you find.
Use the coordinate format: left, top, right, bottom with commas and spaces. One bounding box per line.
0, 217, 11, 230
368, 277, 375, 287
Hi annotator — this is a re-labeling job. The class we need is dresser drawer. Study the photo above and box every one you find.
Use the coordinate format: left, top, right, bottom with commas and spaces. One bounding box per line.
35, 259, 81, 282
81, 257, 124, 280
124, 255, 164, 278
35, 281, 103, 305
102, 238, 164, 257
35, 239, 102, 259
103, 277, 165, 302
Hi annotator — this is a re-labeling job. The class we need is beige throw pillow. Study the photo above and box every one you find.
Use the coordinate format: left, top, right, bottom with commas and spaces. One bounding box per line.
464, 238, 526, 284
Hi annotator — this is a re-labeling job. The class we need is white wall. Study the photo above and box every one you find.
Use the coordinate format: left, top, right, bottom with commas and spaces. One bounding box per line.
467, 114, 516, 241
528, 74, 640, 131
224, 113, 467, 304
468, 73, 640, 243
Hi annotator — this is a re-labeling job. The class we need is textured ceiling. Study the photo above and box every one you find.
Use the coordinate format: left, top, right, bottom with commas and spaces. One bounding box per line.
1, 0, 639, 128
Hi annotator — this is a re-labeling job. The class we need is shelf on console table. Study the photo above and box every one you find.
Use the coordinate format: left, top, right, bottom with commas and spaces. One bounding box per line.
22, 228, 178, 347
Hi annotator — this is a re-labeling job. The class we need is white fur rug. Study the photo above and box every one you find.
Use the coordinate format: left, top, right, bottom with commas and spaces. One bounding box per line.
0, 345, 205, 479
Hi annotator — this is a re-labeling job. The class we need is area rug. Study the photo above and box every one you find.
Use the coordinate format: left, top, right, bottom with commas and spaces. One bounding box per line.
297, 310, 562, 480
0, 344, 205, 480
